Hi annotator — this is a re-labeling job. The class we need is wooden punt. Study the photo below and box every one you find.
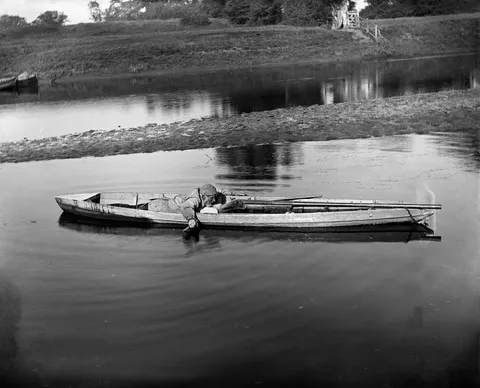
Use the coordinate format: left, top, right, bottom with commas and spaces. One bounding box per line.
55, 192, 440, 231
0, 76, 17, 91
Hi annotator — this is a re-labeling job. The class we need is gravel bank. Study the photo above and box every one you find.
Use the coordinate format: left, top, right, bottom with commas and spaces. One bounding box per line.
1, 88, 479, 164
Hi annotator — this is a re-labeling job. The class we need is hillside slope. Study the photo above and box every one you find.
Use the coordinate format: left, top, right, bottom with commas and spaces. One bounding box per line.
0, 14, 479, 82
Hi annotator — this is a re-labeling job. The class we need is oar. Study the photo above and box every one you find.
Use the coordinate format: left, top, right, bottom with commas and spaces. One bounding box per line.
272, 195, 323, 202
227, 194, 323, 202
241, 199, 441, 210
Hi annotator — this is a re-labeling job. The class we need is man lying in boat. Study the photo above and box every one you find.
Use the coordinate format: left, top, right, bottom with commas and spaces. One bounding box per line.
145, 184, 244, 229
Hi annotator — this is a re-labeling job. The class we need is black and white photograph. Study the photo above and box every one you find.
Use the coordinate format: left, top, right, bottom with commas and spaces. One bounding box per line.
1, 0, 479, 387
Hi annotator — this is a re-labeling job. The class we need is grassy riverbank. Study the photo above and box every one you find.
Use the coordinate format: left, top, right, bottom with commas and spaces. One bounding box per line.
1, 88, 479, 164
1, 13, 479, 82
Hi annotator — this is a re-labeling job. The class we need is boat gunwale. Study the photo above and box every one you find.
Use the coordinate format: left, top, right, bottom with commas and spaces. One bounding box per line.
55, 192, 435, 229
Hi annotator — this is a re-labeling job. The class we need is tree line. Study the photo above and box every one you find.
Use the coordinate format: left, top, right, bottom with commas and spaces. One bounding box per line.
0, 11, 68, 30
86, 0, 349, 26
1, 0, 476, 31
87, 0, 477, 25
361, 0, 476, 18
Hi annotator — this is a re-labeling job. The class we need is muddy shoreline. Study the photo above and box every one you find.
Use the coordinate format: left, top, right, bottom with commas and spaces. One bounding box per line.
43, 51, 476, 85
1, 89, 479, 164
43, 56, 365, 85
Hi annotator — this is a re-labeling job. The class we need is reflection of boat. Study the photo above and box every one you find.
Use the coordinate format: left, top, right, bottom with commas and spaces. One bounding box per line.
0, 76, 17, 91
55, 192, 441, 231
58, 213, 440, 243
0, 86, 39, 100
17, 85, 39, 95
16, 72, 38, 88
0, 89, 17, 97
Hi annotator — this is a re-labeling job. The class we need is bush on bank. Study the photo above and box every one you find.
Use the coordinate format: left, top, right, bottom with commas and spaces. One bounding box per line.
142, 2, 206, 21
224, 0, 251, 25
202, 0, 227, 18
282, 0, 334, 26
224, 0, 283, 26
0, 10, 68, 34
0, 15, 27, 31
361, 0, 479, 19
180, 12, 211, 27
0, 10, 68, 38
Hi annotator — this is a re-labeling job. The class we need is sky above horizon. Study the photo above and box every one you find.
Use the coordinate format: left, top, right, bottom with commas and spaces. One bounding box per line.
1, 0, 111, 24
2, 0, 368, 25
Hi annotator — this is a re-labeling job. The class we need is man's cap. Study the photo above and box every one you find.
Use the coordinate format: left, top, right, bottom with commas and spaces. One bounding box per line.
200, 184, 217, 196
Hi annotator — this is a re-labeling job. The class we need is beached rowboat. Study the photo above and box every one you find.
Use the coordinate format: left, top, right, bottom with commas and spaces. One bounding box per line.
55, 192, 440, 231
16, 72, 38, 88
0, 76, 17, 91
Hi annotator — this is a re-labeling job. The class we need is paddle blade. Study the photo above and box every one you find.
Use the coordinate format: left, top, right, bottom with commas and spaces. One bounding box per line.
182, 226, 200, 241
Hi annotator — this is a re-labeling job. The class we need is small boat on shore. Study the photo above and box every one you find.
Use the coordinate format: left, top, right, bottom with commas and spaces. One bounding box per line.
0, 76, 17, 91
55, 192, 441, 231
16, 72, 38, 88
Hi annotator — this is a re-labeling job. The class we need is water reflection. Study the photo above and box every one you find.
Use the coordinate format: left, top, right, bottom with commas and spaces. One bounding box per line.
58, 213, 439, 244
431, 130, 480, 171
0, 86, 39, 99
439, 332, 480, 388
1, 54, 479, 142
0, 275, 21, 387
215, 143, 304, 184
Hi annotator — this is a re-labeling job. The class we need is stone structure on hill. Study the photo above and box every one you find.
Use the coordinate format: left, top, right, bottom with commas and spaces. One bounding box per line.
332, 0, 360, 30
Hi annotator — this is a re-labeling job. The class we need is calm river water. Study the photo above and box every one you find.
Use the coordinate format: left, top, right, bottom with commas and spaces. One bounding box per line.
0, 54, 479, 142
1, 132, 480, 387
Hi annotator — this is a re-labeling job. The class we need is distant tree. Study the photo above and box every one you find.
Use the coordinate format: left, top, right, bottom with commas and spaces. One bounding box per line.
202, 0, 227, 17
360, 0, 461, 18
413, 0, 456, 15
0, 14, 28, 30
283, 0, 345, 26
104, 0, 145, 20
249, 0, 282, 25
225, 0, 250, 24
31, 10, 69, 25
180, 11, 211, 26
360, 0, 414, 18
88, 1, 103, 22
139, 0, 200, 3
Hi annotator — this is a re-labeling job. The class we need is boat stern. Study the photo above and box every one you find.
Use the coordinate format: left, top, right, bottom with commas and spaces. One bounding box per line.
55, 193, 100, 210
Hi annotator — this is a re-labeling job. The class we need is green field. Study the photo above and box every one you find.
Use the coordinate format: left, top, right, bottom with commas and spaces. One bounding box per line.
1, 13, 479, 82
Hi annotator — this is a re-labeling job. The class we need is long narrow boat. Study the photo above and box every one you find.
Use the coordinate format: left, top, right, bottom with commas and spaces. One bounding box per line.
55, 192, 440, 231
0, 76, 17, 91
